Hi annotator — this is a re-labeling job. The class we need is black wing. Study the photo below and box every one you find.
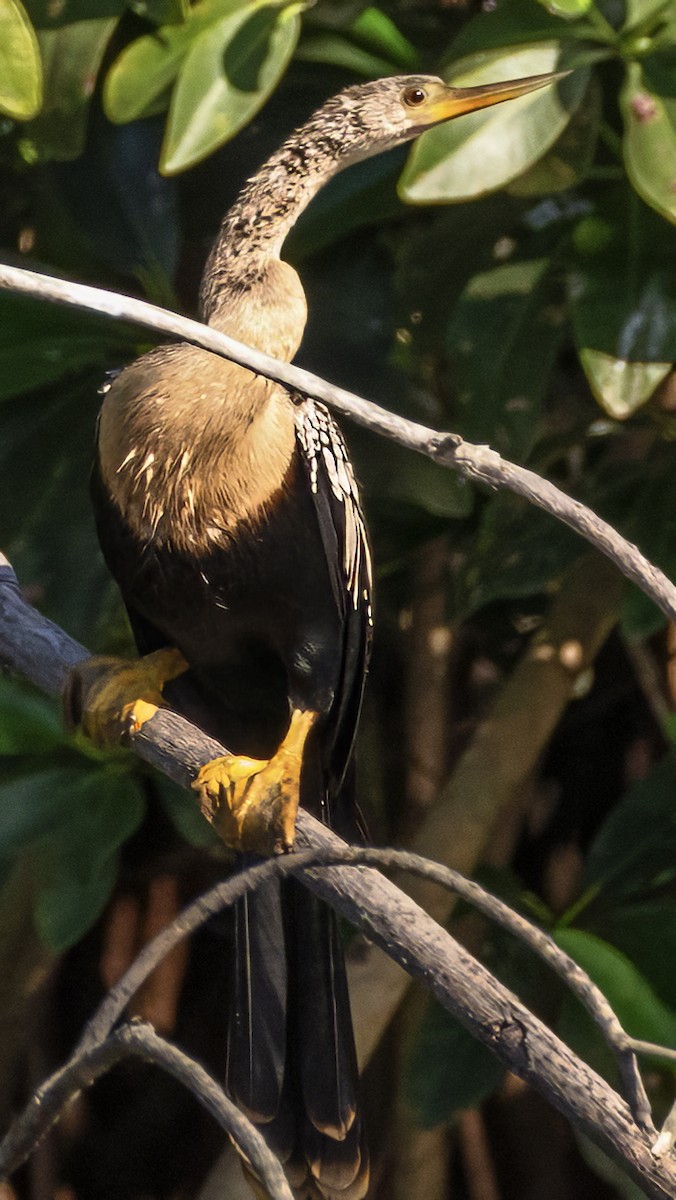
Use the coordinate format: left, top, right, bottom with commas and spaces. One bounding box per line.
294, 398, 373, 801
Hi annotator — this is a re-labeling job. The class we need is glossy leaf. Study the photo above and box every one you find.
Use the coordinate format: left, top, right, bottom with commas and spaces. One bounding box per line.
579, 350, 670, 416
399, 44, 588, 204
621, 61, 676, 224
555, 928, 676, 1049
535, 0, 592, 18
447, 257, 565, 459
29, 19, 117, 160
0, 0, 42, 120
104, 17, 196, 123
161, 1, 301, 174
568, 193, 676, 416
508, 74, 601, 195
349, 5, 418, 69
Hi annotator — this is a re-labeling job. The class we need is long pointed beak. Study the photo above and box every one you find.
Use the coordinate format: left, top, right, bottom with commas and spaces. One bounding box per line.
430, 70, 569, 123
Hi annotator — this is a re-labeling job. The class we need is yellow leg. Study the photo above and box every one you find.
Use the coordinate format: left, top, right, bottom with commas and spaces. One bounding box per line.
192, 709, 317, 855
64, 648, 188, 748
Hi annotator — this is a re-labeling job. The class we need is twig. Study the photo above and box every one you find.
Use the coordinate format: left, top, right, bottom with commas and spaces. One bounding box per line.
0, 1022, 293, 1200
1, 563, 676, 1198
0, 263, 675, 623
74, 847, 651, 1131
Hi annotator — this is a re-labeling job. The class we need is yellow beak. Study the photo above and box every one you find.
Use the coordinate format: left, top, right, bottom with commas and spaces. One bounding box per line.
428, 70, 569, 123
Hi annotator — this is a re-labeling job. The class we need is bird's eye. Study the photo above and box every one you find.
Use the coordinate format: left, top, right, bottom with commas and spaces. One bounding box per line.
402, 86, 427, 108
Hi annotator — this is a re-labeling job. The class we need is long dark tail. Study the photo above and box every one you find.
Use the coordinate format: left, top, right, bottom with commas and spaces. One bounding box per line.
226, 878, 368, 1199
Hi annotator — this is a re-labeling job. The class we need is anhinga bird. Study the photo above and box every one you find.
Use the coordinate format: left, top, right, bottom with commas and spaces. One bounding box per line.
69, 71, 562, 1198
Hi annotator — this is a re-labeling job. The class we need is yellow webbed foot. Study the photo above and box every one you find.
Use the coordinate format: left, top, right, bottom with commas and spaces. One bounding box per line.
64, 648, 188, 748
192, 709, 317, 855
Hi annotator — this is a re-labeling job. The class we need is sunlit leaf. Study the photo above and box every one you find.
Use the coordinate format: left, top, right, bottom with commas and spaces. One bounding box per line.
621, 0, 672, 33
28, 19, 117, 160
569, 192, 676, 416
535, 0, 592, 19
103, 18, 195, 123
0, 0, 42, 120
399, 44, 588, 204
508, 74, 600, 195
621, 61, 676, 224
580, 350, 670, 417
161, 1, 300, 174
349, 5, 418, 69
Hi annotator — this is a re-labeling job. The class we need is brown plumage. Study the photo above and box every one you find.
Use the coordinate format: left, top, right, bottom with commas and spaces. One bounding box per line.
92, 71, 562, 1197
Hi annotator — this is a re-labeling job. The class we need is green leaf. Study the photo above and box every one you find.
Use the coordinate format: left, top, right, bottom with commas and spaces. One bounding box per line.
34, 767, 145, 950
591, 900, 676, 1010
457, 495, 580, 618
405, 999, 504, 1125
508, 74, 601, 195
579, 350, 670, 417
349, 6, 418, 69
0, 678, 64, 757
155, 776, 219, 848
24, 0, 126, 26
295, 32, 396, 77
555, 928, 676, 1050
621, 61, 676, 224
569, 192, 676, 417
161, 1, 300, 174
446, 257, 565, 460
104, 20, 193, 122
536, 0, 592, 18
0, 293, 138, 399
583, 744, 676, 896
622, 0, 673, 34
399, 44, 588, 204
0, 0, 42, 119
444, 0, 576, 61
288, 148, 406, 259
130, 0, 188, 24
27, 19, 117, 160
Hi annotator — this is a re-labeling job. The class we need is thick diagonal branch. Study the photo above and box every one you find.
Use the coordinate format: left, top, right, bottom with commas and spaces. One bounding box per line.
1, 561, 675, 1199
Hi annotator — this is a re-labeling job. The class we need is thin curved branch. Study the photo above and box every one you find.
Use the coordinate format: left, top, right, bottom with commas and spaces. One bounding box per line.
1, 563, 675, 1198
0, 1022, 293, 1200
75, 846, 651, 1131
0, 262, 675, 623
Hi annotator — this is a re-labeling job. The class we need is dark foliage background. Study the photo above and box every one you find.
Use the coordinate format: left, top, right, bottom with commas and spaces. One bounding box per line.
0, 0, 675, 1196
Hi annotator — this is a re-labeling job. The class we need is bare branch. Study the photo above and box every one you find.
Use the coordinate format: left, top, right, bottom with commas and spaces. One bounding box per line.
1, 562, 676, 1198
74, 846, 652, 1131
0, 1022, 293, 1200
0, 263, 675, 623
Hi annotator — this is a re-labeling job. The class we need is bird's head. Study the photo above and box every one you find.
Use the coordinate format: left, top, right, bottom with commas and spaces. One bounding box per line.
313, 71, 567, 165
